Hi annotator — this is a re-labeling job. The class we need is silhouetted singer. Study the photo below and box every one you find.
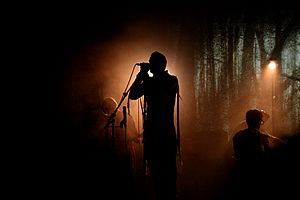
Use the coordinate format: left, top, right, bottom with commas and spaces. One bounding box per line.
129, 51, 180, 200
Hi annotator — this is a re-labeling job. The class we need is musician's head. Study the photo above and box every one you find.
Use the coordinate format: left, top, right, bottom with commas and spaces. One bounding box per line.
149, 51, 167, 75
246, 109, 263, 129
101, 97, 117, 116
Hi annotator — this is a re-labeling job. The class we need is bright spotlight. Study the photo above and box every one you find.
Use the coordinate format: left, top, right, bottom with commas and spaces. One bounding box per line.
268, 60, 277, 70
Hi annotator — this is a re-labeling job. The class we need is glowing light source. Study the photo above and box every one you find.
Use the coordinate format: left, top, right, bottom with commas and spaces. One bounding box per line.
267, 58, 277, 136
268, 60, 277, 70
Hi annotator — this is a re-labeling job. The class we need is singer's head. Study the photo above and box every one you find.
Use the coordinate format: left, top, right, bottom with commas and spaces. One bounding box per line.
149, 51, 167, 75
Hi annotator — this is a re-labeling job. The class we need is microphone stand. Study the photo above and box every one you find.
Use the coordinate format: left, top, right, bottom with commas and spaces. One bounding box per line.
120, 106, 127, 153
104, 63, 137, 158
104, 89, 131, 155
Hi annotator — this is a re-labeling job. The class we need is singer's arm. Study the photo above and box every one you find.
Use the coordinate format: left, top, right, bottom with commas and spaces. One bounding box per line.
129, 71, 149, 100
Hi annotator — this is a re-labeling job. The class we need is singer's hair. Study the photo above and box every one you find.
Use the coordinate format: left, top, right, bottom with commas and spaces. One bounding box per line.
150, 51, 167, 71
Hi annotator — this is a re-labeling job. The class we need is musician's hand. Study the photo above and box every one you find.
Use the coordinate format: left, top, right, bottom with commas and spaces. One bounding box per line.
136, 71, 149, 81
139, 63, 150, 73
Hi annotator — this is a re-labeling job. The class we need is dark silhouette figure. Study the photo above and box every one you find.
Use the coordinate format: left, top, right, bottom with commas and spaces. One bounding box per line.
230, 109, 284, 199
230, 109, 266, 199
230, 109, 270, 142
232, 109, 286, 161
129, 51, 179, 200
232, 109, 269, 163
230, 109, 285, 146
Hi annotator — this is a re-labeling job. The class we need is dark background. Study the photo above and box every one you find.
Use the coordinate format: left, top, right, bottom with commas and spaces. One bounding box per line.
9, 1, 299, 199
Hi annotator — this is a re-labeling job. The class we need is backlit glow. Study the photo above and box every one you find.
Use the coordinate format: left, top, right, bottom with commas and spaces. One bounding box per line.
268, 61, 277, 70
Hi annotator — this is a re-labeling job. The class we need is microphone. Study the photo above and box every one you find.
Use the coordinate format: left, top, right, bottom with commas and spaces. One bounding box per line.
136, 62, 150, 72
136, 62, 150, 67
123, 106, 127, 126
120, 106, 127, 128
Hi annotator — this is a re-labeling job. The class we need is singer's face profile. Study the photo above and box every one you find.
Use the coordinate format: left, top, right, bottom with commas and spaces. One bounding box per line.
149, 58, 160, 74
